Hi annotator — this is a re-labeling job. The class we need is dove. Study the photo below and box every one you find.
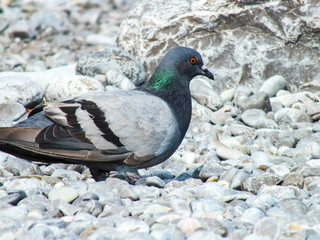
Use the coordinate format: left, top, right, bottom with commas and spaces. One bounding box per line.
0, 46, 214, 181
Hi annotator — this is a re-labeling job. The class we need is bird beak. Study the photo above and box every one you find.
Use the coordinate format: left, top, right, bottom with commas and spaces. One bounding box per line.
201, 66, 214, 80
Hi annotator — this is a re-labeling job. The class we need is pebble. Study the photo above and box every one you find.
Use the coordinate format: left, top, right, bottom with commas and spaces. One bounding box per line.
238, 92, 272, 112
0, 1, 320, 239
241, 109, 268, 128
146, 176, 166, 188
190, 77, 223, 111
258, 75, 287, 97
0, 75, 43, 107
48, 187, 79, 203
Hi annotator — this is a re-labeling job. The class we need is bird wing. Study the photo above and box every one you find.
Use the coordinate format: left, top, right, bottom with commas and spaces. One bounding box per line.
0, 89, 179, 166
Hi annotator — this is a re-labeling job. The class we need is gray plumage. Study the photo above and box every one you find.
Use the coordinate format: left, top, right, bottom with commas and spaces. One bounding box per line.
0, 46, 214, 180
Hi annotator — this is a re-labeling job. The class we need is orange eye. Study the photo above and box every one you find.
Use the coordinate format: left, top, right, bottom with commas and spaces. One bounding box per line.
189, 57, 197, 65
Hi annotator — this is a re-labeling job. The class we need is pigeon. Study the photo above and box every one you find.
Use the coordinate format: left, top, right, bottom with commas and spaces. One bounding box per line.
0, 46, 214, 181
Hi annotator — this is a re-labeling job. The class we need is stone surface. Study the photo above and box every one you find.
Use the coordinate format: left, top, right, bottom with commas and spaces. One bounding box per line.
76, 47, 146, 87
190, 77, 223, 111
118, 0, 320, 92
0, 75, 43, 108
0, 1, 320, 239
258, 75, 287, 97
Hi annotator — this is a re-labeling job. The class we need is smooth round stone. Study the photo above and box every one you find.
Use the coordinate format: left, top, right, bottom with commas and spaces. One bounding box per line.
45, 75, 104, 102
53, 199, 82, 216
132, 186, 161, 200
190, 77, 223, 111
148, 169, 174, 180
240, 207, 265, 225
270, 165, 290, 177
117, 219, 150, 234
216, 147, 245, 160
283, 142, 320, 160
51, 169, 83, 180
258, 75, 287, 97
0, 216, 21, 232
257, 185, 297, 200
0, 75, 43, 107
0, 102, 26, 123
247, 194, 278, 211
199, 161, 225, 181
243, 233, 273, 240
191, 99, 213, 123
142, 204, 171, 219
282, 173, 303, 188
238, 92, 272, 113
4, 178, 52, 196
313, 122, 320, 132
177, 217, 201, 235
241, 109, 267, 128
253, 217, 281, 239
195, 182, 238, 200
155, 214, 184, 225
146, 176, 166, 188
220, 88, 236, 103
210, 110, 233, 125
76, 47, 146, 86
151, 224, 185, 240
165, 196, 191, 217
187, 230, 223, 240
105, 178, 139, 201
276, 198, 307, 215
227, 124, 255, 137
181, 152, 198, 165
1, 190, 27, 205
105, 69, 135, 90
306, 160, 320, 167
190, 198, 224, 218
48, 187, 79, 203
0, 204, 28, 221
274, 107, 311, 124
221, 168, 251, 190
2, 155, 42, 176
242, 174, 281, 194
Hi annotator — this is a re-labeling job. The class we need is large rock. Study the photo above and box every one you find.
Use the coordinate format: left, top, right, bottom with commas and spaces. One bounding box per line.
118, 0, 320, 92
0, 65, 104, 102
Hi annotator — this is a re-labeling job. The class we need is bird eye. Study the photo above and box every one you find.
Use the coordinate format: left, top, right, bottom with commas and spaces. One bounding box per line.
189, 57, 197, 65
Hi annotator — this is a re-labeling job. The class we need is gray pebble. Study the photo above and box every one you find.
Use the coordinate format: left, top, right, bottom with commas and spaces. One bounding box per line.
274, 108, 311, 124
149, 169, 174, 180
240, 207, 265, 225
238, 92, 272, 113
105, 178, 139, 200
190, 77, 223, 111
191, 198, 224, 218
216, 147, 245, 160
276, 198, 307, 215
199, 161, 225, 181
146, 176, 166, 188
51, 169, 83, 180
187, 230, 223, 240
258, 75, 287, 97
0, 75, 43, 108
220, 88, 236, 104
76, 47, 146, 86
282, 173, 304, 188
48, 187, 79, 203
221, 168, 251, 190
241, 109, 267, 128
0, 102, 26, 124
151, 224, 185, 240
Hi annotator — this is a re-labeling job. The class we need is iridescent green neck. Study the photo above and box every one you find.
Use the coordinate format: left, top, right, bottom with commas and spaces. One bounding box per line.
146, 69, 177, 91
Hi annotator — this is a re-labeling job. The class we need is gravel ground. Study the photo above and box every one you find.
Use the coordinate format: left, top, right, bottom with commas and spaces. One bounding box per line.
1, 1, 320, 240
